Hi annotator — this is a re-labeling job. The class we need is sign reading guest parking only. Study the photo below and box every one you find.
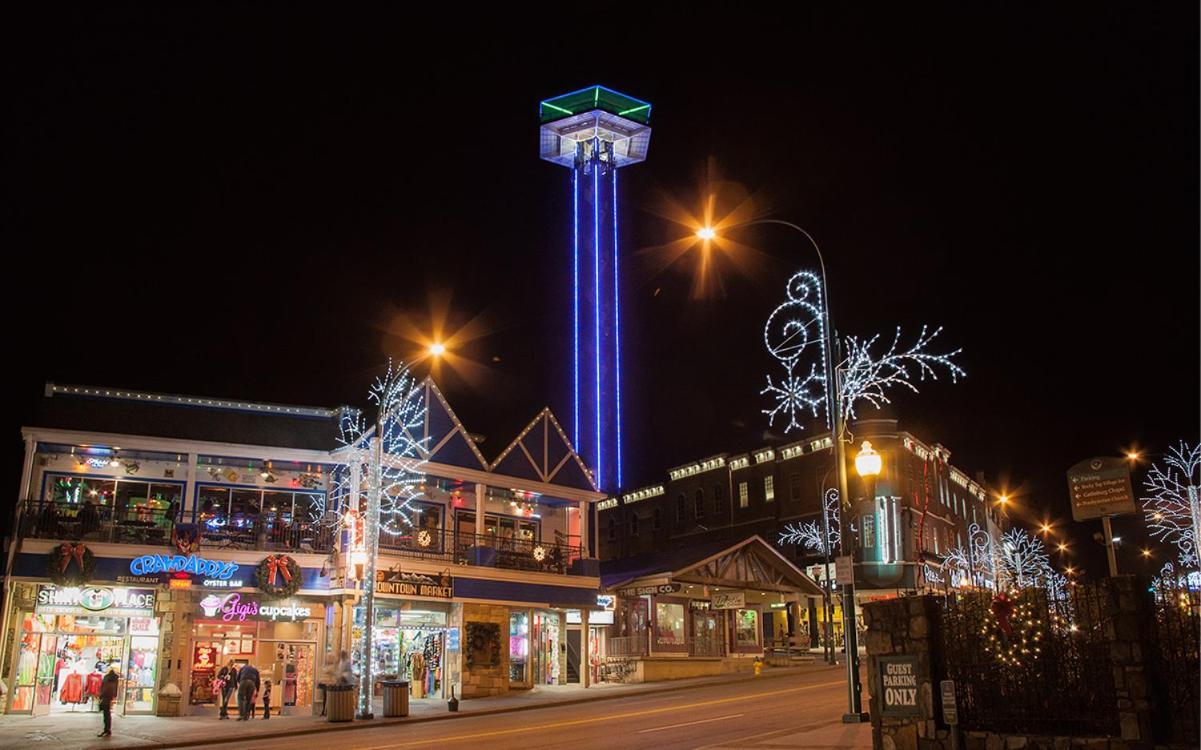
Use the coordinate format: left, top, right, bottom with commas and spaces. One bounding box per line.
878, 655, 921, 717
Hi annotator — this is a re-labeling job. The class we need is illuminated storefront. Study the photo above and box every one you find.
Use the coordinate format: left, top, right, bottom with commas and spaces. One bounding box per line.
6, 584, 161, 716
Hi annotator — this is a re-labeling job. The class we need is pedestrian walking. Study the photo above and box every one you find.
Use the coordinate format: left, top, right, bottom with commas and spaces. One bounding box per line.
236, 662, 260, 721
261, 679, 272, 719
97, 667, 119, 737
216, 659, 237, 719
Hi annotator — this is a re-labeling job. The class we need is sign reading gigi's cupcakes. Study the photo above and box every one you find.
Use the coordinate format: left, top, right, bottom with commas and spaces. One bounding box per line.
197, 592, 315, 623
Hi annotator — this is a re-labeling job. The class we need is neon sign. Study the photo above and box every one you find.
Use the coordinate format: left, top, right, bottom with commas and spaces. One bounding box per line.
130, 554, 240, 580
198, 592, 311, 622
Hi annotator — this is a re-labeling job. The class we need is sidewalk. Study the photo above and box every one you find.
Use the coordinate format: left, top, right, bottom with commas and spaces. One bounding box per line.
0, 663, 836, 750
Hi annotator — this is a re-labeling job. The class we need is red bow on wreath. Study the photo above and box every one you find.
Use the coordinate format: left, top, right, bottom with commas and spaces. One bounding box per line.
991, 592, 1015, 639
264, 555, 293, 587
59, 543, 86, 573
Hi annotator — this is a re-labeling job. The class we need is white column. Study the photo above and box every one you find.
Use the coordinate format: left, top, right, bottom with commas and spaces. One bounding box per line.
475, 483, 486, 537
581, 607, 590, 688
183, 453, 198, 520
578, 500, 590, 557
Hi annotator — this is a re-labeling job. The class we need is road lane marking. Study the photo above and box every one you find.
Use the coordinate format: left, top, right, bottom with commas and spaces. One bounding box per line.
357, 679, 844, 749
691, 717, 844, 748
637, 713, 743, 733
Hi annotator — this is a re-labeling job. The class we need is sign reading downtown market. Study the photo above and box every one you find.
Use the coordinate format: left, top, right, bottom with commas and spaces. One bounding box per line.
878, 654, 921, 717
37, 585, 156, 617
375, 570, 453, 599
1067, 457, 1137, 521
198, 592, 313, 623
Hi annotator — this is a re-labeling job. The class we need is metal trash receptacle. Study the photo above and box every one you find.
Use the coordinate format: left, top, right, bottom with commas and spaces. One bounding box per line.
381, 680, 409, 717
325, 683, 356, 722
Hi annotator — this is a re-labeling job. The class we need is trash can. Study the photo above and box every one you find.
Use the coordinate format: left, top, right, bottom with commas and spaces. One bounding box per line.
381, 680, 409, 717
325, 683, 356, 723
314, 682, 327, 716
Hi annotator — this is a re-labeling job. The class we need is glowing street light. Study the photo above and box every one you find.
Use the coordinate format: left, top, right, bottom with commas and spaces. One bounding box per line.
855, 441, 883, 479
428, 342, 446, 357
1057, 542, 1069, 553
696, 226, 716, 240
1039, 522, 1053, 535
1141, 548, 1152, 559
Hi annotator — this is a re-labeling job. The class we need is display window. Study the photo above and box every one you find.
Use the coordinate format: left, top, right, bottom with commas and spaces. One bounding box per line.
7, 610, 159, 716
351, 606, 447, 699
508, 611, 529, 684
532, 611, 560, 685
189, 616, 320, 711
734, 609, 760, 648
654, 601, 686, 648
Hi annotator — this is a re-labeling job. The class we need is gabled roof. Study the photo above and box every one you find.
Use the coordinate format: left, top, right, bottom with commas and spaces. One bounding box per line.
489, 408, 597, 492
399, 378, 490, 472
600, 535, 822, 596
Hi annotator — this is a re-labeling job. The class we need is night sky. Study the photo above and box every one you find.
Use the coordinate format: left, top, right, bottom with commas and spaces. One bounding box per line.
6, 5, 1198, 578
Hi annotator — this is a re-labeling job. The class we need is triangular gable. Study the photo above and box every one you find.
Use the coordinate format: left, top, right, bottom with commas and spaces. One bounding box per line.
673, 536, 822, 595
489, 408, 597, 492
401, 378, 489, 472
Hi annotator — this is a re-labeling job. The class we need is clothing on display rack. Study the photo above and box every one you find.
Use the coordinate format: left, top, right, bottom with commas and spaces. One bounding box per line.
59, 671, 85, 704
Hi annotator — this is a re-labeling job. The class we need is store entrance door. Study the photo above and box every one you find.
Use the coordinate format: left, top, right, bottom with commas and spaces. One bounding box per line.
691, 612, 722, 657
565, 629, 581, 683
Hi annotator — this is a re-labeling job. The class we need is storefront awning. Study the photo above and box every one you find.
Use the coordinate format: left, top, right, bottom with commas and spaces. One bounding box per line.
600, 535, 823, 597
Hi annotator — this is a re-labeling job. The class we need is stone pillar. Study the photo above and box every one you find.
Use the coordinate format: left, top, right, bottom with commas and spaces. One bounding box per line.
1098, 576, 1156, 749
863, 595, 944, 750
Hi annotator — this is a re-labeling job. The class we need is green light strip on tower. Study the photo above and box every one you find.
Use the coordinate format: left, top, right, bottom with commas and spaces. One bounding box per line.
542, 102, 574, 117
618, 104, 650, 116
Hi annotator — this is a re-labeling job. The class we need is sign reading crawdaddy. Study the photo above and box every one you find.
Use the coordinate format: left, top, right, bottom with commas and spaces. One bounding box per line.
375, 571, 453, 599
878, 655, 921, 717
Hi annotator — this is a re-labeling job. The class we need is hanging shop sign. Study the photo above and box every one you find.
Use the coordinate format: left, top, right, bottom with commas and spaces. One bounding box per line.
198, 592, 316, 623
878, 654, 921, 717
689, 599, 712, 611
129, 554, 241, 580
596, 595, 615, 610
712, 591, 746, 609
36, 585, 156, 617
374, 570, 454, 599
617, 582, 681, 597
1067, 457, 1136, 521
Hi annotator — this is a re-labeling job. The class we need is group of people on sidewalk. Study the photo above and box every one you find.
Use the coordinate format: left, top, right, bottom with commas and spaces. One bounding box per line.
215, 659, 272, 720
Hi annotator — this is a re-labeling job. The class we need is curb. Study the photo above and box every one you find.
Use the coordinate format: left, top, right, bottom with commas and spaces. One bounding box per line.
98, 665, 833, 750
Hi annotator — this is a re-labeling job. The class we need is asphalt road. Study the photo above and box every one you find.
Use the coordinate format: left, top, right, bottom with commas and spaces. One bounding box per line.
221, 666, 870, 750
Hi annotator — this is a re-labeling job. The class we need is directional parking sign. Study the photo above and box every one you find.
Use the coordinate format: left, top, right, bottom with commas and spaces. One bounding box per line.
1067, 457, 1136, 521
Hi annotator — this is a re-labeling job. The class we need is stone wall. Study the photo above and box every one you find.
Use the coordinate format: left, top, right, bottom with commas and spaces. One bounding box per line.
460, 603, 509, 699
863, 595, 942, 750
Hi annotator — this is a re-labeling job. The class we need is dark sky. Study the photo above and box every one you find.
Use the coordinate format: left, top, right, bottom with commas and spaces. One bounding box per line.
6, 5, 1198, 578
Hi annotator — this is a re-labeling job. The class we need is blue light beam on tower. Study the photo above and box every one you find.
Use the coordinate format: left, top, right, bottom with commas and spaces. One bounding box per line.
539, 85, 652, 492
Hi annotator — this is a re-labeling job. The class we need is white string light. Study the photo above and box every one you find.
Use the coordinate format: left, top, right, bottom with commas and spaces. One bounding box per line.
1141, 440, 1200, 570
778, 488, 840, 554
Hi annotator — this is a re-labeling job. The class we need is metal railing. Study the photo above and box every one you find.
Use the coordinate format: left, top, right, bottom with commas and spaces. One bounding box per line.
17, 500, 335, 553
607, 635, 648, 658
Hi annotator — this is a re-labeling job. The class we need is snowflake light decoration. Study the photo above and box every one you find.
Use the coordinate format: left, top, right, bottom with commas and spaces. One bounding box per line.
1141, 441, 1200, 570
779, 488, 840, 554
760, 269, 964, 432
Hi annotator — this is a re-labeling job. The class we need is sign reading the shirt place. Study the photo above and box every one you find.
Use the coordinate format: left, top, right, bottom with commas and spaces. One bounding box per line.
37, 585, 156, 617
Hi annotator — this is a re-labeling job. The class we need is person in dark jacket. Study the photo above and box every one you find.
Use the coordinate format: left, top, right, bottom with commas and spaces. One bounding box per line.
236, 663, 260, 721
97, 667, 119, 737
261, 679, 272, 719
216, 659, 237, 719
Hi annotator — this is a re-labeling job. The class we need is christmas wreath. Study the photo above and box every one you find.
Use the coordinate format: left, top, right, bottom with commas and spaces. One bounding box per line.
47, 543, 95, 586
982, 590, 1043, 667
256, 554, 301, 598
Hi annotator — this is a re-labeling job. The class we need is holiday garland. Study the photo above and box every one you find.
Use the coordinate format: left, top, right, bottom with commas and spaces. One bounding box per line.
47, 543, 95, 586
981, 591, 1043, 667
256, 554, 301, 598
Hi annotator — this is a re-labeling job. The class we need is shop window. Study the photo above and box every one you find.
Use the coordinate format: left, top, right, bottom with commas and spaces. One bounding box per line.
229, 489, 261, 532
676, 493, 686, 522
734, 609, 759, 647
509, 611, 530, 683
199, 486, 231, 526
764, 476, 775, 502
654, 602, 686, 647
738, 482, 749, 509
694, 489, 705, 519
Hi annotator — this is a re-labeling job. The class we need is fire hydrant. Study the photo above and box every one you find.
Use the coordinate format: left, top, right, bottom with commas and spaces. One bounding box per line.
753, 658, 763, 677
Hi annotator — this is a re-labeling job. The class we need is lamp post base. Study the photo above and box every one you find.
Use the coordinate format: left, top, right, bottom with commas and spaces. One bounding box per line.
842, 712, 870, 724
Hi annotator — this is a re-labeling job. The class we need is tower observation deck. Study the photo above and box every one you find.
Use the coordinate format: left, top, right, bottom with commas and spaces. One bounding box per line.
539, 85, 652, 491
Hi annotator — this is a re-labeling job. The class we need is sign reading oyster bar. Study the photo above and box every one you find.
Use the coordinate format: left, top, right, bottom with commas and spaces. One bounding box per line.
198, 592, 312, 622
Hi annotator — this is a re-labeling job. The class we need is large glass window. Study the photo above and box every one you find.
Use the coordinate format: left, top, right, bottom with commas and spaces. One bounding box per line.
734, 609, 759, 646
654, 602, 686, 646
764, 476, 775, 502
739, 482, 749, 508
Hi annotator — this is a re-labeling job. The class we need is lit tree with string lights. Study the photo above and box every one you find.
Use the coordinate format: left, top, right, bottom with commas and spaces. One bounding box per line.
778, 488, 841, 554
331, 360, 428, 719
761, 270, 964, 432
1141, 440, 1200, 571
996, 527, 1054, 590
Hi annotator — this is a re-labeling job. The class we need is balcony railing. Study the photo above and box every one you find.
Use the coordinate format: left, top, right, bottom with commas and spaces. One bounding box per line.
378, 529, 586, 575
17, 500, 335, 553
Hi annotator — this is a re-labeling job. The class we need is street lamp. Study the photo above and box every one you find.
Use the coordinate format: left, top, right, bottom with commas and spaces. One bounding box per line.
428, 342, 446, 357
697, 219, 867, 722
